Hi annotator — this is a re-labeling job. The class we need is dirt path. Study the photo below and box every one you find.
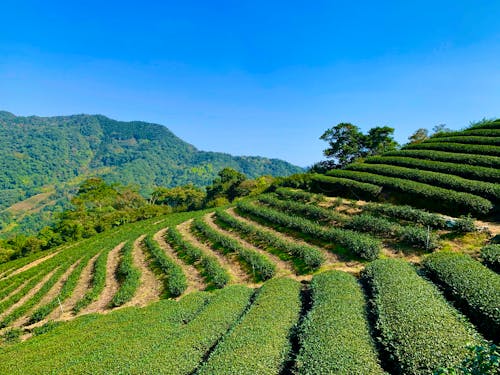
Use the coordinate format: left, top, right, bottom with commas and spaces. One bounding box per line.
177, 220, 251, 285
48, 253, 101, 321
0, 278, 33, 304
227, 207, 340, 265
0, 268, 57, 322
5, 251, 59, 280
81, 242, 124, 314
475, 219, 500, 236
154, 228, 205, 294
122, 235, 162, 308
13, 259, 82, 327
205, 213, 302, 280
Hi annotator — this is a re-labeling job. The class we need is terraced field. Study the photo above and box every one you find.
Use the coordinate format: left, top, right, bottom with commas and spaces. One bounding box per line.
0, 182, 498, 374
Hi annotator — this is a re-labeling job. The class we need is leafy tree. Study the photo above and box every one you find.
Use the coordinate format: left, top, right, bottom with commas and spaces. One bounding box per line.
206, 168, 247, 203
432, 124, 452, 135
151, 184, 205, 211
408, 128, 429, 144
365, 126, 398, 155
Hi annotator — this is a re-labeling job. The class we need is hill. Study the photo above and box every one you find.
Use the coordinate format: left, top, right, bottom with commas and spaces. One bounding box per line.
0, 111, 302, 236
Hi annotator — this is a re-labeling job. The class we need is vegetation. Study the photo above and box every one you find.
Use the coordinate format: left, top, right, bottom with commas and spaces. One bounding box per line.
363, 202, 448, 228
435, 343, 500, 375
481, 244, 500, 272
109, 241, 141, 307
404, 142, 500, 157
295, 271, 384, 374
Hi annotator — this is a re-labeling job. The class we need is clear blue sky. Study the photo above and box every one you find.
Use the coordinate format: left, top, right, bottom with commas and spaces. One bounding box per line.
1, 1, 499, 167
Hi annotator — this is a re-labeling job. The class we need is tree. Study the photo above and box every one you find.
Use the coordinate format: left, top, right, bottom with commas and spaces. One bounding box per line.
408, 128, 429, 144
432, 124, 451, 135
206, 168, 247, 203
320, 123, 365, 168
365, 126, 398, 156
152, 184, 205, 211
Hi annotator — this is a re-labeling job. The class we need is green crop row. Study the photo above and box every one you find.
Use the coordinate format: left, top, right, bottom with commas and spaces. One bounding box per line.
423, 252, 500, 341
383, 149, 500, 168
192, 217, 276, 281
481, 244, 500, 273
427, 135, 500, 146
295, 271, 384, 374
274, 187, 324, 203
440, 128, 500, 137
237, 200, 381, 260
0, 271, 46, 317
258, 194, 345, 223
405, 142, 500, 157
109, 241, 141, 307
362, 259, 481, 374
468, 119, 500, 130
347, 163, 500, 202
326, 169, 493, 215
362, 202, 447, 228
214, 209, 325, 272
165, 227, 229, 288
309, 173, 382, 200
198, 278, 302, 375
143, 235, 187, 297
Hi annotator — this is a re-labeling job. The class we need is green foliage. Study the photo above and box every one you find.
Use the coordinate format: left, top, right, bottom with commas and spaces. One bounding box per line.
295, 271, 384, 374
481, 244, 500, 273
363, 202, 448, 229
396, 225, 440, 250
109, 241, 141, 307
345, 213, 397, 237
405, 142, 500, 157
151, 184, 205, 211
468, 118, 500, 129
453, 215, 477, 233
408, 128, 430, 144
214, 209, 325, 272
427, 135, 500, 146
192, 217, 276, 281
237, 200, 381, 260
423, 252, 500, 340
143, 235, 187, 297
198, 278, 302, 375
206, 167, 247, 203
327, 169, 493, 216
363, 259, 481, 374
309, 174, 382, 200
165, 227, 230, 288
73, 249, 108, 313
435, 344, 500, 375
274, 187, 324, 203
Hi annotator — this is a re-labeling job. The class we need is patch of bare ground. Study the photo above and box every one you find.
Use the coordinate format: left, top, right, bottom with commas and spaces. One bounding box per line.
80, 242, 124, 314
475, 220, 500, 237
0, 268, 57, 322
205, 212, 304, 280
5, 251, 59, 280
13, 259, 82, 328
154, 228, 205, 295
177, 219, 251, 286
124, 235, 161, 308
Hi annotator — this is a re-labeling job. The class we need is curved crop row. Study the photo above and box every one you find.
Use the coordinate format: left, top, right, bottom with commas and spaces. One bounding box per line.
362, 259, 481, 374
326, 169, 493, 215
468, 119, 500, 130
347, 163, 500, 202
295, 271, 384, 374
362, 202, 447, 229
383, 149, 500, 168
192, 218, 276, 281
423, 252, 500, 341
109, 241, 140, 307
198, 278, 302, 375
404, 142, 500, 157
214, 209, 324, 272
426, 135, 500, 146
237, 201, 381, 260
439, 128, 500, 137
274, 187, 324, 203
143, 235, 187, 297
309, 174, 382, 200
165, 227, 229, 289
481, 244, 500, 273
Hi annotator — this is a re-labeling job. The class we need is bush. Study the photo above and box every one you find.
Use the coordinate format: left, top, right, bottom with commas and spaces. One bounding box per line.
73, 249, 108, 313
363, 259, 481, 374
396, 225, 440, 250
481, 244, 500, 273
309, 174, 382, 200
453, 215, 477, 233
405, 142, 500, 157
435, 343, 500, 375
109, 241, 141, 307
426, 136, 500, 146
295, 271, 384, 374
274, 187, 324, 203
345, 213, 397, 237
423, 252, 500, 341
363, 202, 447, 229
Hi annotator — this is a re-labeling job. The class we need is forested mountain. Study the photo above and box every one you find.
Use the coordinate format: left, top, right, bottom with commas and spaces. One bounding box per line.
0, 111, 302, 236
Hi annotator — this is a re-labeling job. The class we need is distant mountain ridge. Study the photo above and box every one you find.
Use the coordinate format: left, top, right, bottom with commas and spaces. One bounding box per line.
0, 111, 302, 235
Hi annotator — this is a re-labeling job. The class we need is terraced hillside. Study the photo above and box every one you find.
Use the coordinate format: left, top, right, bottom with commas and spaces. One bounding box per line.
323, 119, 500, 217
0, 185, 498, 374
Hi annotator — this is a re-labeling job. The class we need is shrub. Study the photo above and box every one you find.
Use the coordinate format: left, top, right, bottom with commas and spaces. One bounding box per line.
109, 241, 141, 307
396, 225, 440, 250
404, 142, 500, 157
274, 187, 324, 203
73, 249, 108, 313
309, 174, 382, 200
435, 343, 500, 375
383, 149, 500, 168
363, 202, 447, 229
453, 215, 477, 233
345, 213, 397, 237
426, 136, 500, 146
481, 244, 500, 273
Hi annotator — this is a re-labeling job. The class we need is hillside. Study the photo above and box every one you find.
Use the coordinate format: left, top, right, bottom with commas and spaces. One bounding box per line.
0, 184, 498, 373
0, 111, 302, 236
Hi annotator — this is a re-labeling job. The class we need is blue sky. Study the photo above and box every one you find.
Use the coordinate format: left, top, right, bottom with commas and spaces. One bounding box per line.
0, 1, 499, 167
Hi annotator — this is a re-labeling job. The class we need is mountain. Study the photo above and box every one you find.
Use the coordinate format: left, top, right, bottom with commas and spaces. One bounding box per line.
0, 111, 302, 235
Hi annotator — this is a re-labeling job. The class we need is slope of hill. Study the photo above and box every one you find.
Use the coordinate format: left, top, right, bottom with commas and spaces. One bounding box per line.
324, 119, 500, 217
0, 111, 302, 235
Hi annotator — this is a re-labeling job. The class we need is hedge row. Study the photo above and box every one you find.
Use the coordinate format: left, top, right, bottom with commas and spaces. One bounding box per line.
427, 135, 500, 146
440, 128, 500, 137
192, 217, 276, 281
258, 194, 345, 223
423, 252, 500, 341
198, 278, 302, 375
237, 201, 381, 260
365, 155, 500, 183
347, 163, 500, 202
143, 235, 187, 297
362, 202, 447, 229
109, 241, 141, 307
309, 174, 382, 200
383, 149, 500, 168
165, 227, 229, 288
405, 142, 500, 157
481, 244, 500, 273
326, 169, 493, 215
295, 271, 384, 374
214, 209, 325, 272
73, 249, 108, 313
363, 259, 481, 374
274, 187, 324, 203
468, 119, 500, 130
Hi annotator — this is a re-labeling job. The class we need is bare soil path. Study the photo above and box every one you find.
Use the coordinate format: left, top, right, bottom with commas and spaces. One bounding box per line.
5, 251, 59, 280
0, 278, 32, 305
154, 228, 205, 294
